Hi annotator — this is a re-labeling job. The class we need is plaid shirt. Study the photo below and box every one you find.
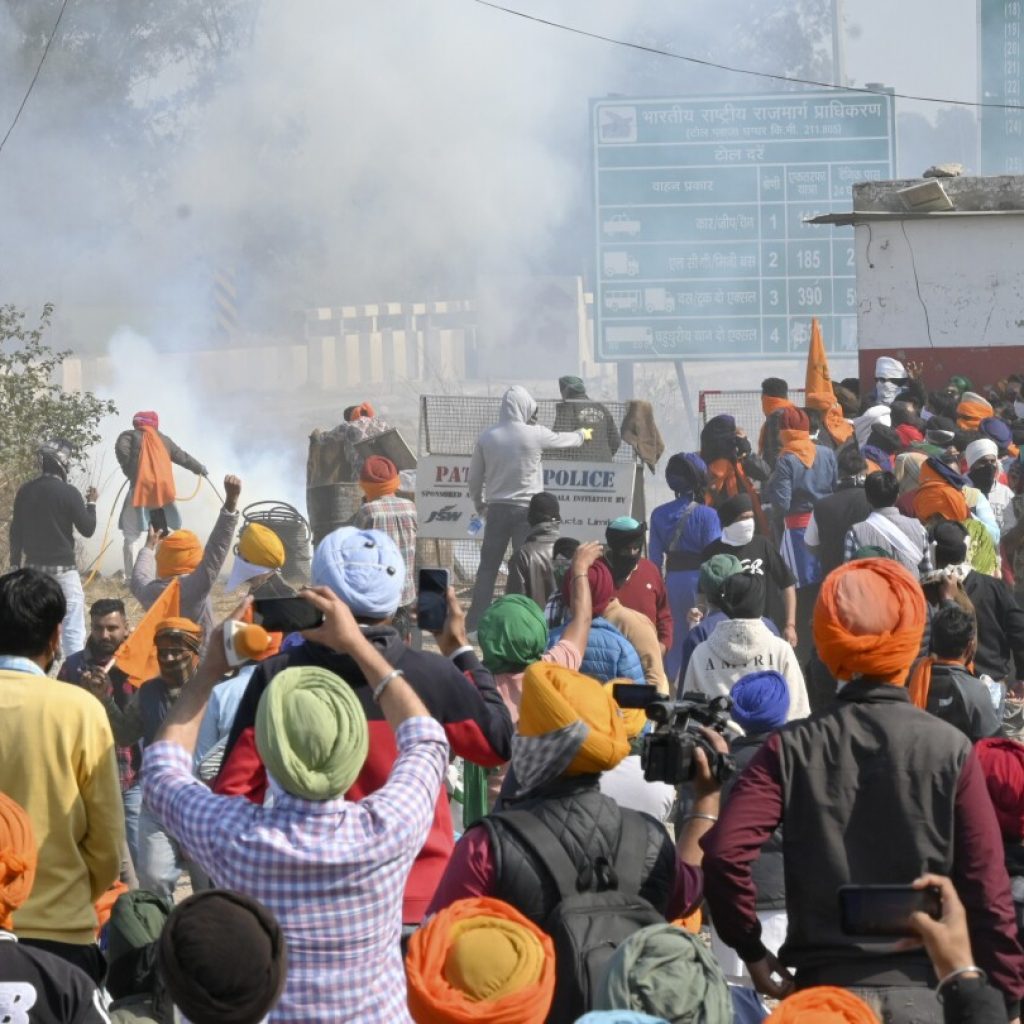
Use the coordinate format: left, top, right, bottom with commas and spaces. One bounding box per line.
355, 495, 418, 607
143, 717, 448, 1023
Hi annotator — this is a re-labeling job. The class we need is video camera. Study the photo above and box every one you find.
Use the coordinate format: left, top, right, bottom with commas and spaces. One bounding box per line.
612, 684, 736, 787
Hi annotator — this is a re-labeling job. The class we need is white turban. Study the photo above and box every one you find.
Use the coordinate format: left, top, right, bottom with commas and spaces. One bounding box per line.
964, 438, 999, 469
874, 356, 907, 380
854, 405, 891, 447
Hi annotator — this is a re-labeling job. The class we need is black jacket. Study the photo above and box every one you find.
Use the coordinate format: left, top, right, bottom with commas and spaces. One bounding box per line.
479, 775, 674, 926
552, 398, 620, 461
505, 521, 559, 608
0, 935, 109, 1022
963, 571, 1024, 682
923, 661, 1002, 743
808, 484, 870, 575
9, 474, 96, 567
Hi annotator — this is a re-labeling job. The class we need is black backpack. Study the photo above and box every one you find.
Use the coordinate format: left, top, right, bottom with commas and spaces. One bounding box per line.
488, 808, 665, 1022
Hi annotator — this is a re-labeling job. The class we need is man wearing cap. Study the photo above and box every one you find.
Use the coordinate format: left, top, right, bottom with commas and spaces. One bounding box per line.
101, 617, 207, 900
506, 491, 561, 608
603, 516, 673, 655
9, 439, 98, 659
215, 526, 513, 928
131, 474, 241, 643
115, 411, 208, 578
702, 559, 1024, 1018
466, 385, 590, 630
701, 493, 797, 644
872, 356, 909, 407
144, 589, 451, 1022
355, 455, 418, 611
552, 375, 621, 461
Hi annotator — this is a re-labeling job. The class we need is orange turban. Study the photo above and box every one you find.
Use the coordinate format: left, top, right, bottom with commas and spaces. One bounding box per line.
956, 392, 994, 433
813, 559, 926, 685
345, 402, 376, 422
155, 530, 202, 578
407, 897, 555, 1024
767, 986, 879, 1023
519, 663, 629, 775
156, 617, 204, 652
0, 793, 37, 931
359, 455, 400, 500
913, 463, 969, 523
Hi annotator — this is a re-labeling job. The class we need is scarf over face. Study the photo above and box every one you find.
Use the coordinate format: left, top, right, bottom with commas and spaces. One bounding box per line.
254, 665, 369, 800
406, 897, 555, 1024
813, 559, 926, 685
0, 793, 36, 932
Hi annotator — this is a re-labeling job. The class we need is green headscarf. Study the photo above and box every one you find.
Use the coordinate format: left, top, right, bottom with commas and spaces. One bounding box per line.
255, 666, 369, 801
964, 516, 999, 577
478, 595, 549, 673
596, 923, 732, 1024
559, 375, 587, 398
949, 374, 972, 395
698, 553, 743, 604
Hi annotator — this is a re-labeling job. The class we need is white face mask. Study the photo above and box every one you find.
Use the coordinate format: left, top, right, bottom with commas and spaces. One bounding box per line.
876, 380, 901, 406
721, 519, 756, 547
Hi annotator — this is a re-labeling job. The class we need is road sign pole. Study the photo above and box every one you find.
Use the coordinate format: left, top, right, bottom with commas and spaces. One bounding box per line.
832, 0, 846, 86
673, 360, 697, 443
617, 360, 634, 402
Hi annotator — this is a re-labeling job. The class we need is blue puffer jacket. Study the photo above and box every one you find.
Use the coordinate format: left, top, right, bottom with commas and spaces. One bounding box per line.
547, 617, 645, 684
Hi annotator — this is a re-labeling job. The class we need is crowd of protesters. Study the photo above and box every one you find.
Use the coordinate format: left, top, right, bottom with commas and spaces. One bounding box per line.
5, 355, 1024, 1022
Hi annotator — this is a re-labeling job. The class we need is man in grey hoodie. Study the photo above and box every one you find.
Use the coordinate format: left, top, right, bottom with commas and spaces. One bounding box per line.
466, 385, 590, 629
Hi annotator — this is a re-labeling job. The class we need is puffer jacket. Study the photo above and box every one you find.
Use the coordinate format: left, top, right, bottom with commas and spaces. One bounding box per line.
548, 616, 644, 684
681, 617, 810, 721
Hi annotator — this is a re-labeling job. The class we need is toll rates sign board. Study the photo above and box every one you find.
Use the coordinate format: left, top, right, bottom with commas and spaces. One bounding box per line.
591, 92, 895, 361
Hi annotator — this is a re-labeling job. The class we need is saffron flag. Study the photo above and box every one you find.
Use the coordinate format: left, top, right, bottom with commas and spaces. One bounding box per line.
805, 317, 832, 398
114, 578, 180, 687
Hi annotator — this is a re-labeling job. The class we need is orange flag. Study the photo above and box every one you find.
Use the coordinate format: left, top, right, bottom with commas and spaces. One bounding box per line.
805, 317, 832, 398
114, 578, 180, 687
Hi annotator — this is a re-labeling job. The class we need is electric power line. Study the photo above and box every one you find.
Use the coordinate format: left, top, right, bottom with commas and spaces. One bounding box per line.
0, 0, 72, 158
472, 0, 1024, 112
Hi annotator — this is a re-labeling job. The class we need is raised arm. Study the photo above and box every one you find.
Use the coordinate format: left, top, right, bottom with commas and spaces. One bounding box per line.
561, 541, 603, 655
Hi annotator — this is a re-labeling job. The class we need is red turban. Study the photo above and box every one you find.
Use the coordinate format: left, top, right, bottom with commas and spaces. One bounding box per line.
133, 410, 159, 429
345, 402, 376, 422
813, 559, 926, 685
562, 556, 615, 616
359, 455, 400, 500
976, 738, 1024, 840
778, 406, 810, 432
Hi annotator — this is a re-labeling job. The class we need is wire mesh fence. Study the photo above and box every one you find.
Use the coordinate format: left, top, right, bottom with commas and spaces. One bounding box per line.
699, 389, 807, 445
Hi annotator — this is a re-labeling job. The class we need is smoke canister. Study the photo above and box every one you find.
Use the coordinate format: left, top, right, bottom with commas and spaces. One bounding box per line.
224, 620, 272, 666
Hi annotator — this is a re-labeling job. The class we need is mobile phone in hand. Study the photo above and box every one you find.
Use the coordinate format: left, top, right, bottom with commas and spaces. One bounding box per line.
149, 508, 169, 537
417, 568, 450, 632
838, 884, 941, 937
252, 577, 324, 633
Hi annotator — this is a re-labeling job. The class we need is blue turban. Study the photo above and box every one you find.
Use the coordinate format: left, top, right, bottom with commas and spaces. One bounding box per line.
730, 670, 790, 733
311, 527, 405, 619
860, 445, 893, 473
665, 452, 707, 499
980, 416, 1013, 452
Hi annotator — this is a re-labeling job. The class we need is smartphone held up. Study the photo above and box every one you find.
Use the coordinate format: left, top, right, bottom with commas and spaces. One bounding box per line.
417, 568, 449, 632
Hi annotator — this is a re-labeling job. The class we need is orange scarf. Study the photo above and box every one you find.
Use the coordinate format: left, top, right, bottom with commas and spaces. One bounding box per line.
913, 464, 969, 523
759, 396, 794, 455
780, 428, 816, 468
0, 793, 36, 931
956, 396, 994, 433
132, 426, 176, 509
823, 404, 854, 445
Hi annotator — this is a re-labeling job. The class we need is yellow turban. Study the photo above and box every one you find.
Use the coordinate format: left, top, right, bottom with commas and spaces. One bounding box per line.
156, 530, 202, 578
238, 523, 285, 569
604, 680, 647, 740
519, 663, 629, 775
407, 897, 555, 1023
0, 793, 37, 931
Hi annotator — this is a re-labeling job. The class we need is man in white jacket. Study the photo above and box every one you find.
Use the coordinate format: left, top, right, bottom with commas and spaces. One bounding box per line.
682, 568, 809, 721
466, 385, 590, 629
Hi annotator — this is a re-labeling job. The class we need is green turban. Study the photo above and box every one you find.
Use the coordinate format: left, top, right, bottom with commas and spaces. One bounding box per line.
478, 595, 549, 673
255, 666, 369, 801
596, 923, 732, 1024
558, 375, 586, 398
698, 553, 743, 604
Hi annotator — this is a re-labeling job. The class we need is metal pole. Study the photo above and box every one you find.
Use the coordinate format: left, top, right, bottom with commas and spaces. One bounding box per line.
832, 0, 846, 87
673, 360, 697, 444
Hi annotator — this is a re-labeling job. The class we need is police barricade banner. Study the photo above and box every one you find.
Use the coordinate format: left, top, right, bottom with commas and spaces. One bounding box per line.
417, 455, 636, 541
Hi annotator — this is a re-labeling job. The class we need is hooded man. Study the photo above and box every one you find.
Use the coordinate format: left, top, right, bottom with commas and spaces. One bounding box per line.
101, 617, 207, 901
215, 526, 514, 928
506, 491, 561, 608
552, 375, 621, 461
649, 452, 723, 684
603, 516, 673, 654
131, 475, 242, 644
143, 592, 452, 1022
9, 439, 97, 659
872, 356, 909, 406
701, 493, 797, 645
115, 412, 207, 578
466, 386, 590, 630
681, 570, 809, 720
702, 559, 1024, 1019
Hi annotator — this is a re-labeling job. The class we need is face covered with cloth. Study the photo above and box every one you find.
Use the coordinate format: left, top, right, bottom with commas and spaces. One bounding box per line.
406, 896, 555, 1024
155, 618, 204, 691
510, 662, 629, 797
813, 559, 926, 685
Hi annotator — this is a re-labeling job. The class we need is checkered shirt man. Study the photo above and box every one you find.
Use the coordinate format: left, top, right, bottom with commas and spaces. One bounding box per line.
355, 495, 418, 607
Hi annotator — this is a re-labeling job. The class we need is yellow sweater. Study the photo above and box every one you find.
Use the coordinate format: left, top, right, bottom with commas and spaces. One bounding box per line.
0, 668, 123, 944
